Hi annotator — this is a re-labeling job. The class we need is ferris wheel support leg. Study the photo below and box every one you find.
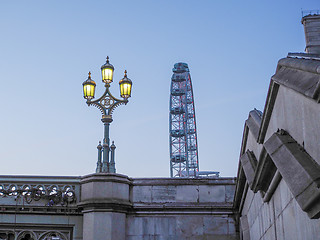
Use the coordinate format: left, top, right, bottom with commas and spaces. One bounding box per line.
170, 161, 173, 177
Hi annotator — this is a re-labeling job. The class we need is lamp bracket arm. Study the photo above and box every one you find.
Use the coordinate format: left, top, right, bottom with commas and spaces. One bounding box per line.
87, 102, 106, 115
106, 87, 125, 103
87, 85, 128, 116
108, 100, 128, 115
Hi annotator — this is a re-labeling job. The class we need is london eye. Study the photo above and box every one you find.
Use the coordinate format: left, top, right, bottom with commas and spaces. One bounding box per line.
169, 62, 199, 177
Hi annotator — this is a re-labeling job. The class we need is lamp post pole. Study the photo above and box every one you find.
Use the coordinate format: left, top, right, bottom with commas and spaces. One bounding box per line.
82, 57, 132, 173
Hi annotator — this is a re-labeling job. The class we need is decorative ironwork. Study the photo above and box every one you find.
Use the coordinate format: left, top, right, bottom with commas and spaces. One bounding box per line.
100, 96, 115, 109
86, 83, 128, 117
0, 184, 76, 206
0, 229, 69, 240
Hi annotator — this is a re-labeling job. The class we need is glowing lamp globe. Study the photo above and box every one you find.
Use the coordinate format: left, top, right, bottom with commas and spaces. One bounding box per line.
82, 72, 96, 100
119, 70, 132, 99
101, 56, 114, 84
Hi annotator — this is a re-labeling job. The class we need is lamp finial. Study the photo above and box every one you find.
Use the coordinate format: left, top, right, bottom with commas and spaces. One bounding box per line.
124, 70, 127, 77
106, 56, 109, 63
88, 71, 91, 78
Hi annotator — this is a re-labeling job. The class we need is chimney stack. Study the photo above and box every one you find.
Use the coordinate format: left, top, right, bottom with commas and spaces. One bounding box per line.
302, 12, 320, 54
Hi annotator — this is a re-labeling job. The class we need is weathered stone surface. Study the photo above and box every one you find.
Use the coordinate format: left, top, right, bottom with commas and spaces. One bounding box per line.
264, 131, 320, 218
0, 172, 236, 240
132, 185, 152, 203
235, 16, 320, 239
240, 215, 250, 240
203, 216, 228, 235
198, 185, 225, 202
272, 63, 320, 100
245, 109, 262, 141
176, 185, 198, 202
240, 151, 257, 189
80, 173, 131, 204
151, 185, 176, 203
302, 14, 320, 54
177, 216, 204, 236
225, 184, 236, 203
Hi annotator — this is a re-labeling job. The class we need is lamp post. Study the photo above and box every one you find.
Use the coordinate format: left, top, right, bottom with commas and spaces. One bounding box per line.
82, 56, 132, 173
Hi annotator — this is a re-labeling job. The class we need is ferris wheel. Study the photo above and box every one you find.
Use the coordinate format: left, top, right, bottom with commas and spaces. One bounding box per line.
169, 62, 199, 177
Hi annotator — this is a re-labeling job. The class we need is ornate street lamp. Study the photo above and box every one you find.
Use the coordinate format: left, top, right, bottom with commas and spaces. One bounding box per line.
82, 56, 132, 173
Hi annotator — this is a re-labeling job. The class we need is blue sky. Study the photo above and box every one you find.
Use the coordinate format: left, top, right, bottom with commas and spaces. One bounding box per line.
0, 1, 318, 177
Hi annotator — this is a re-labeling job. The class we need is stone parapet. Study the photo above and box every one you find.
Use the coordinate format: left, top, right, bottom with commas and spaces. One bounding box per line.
79, 173, 131, 212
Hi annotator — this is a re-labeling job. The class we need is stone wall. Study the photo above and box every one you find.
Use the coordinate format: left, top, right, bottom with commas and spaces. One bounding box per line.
235, 54, 320, 240
128, 178, 238, 240
0, 174, 238, 240
241, 178, 320, 240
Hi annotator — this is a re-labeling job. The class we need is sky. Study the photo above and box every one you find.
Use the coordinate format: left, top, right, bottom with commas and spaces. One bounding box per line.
0, 0, 318, 178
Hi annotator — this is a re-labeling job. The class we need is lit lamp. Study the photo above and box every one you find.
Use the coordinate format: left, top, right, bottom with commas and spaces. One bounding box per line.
101, 56, 114, 84
82, 72, 96, 100
83, 56, 133, 174
119, 70, 132, 99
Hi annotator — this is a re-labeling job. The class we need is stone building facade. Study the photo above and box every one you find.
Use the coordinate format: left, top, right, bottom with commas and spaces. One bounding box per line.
234, 13, 320, 240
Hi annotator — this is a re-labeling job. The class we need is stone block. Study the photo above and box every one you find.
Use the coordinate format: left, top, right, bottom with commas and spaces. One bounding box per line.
275, 214, 285, 240
126, 236, 141, 240
176, 216, 204, 237
83, 211, 113, 240
240, 215, 249, 233
203, 216, 228, 235
272, 182, 283, 218
240, 151, 257, 189
245, 110, 261, 141
265, 132, 320, 218
251, 193, 263, 226
151, 185, 176, 203
80, 174, 130, 203
242, 229, 251, 240
154, 235, 170, 240
268, 198, 275, 226
263, 224, 275, 240
293, 199, 310, 240
154, 217, 169, 235
249, 218, 260, 240
278, 179, 293, 211
168, 216, 177, 236
227, 218, 236, 234
132, 185, 152, 203
260, 202, 272, 235
199, 185, 225, 203
142, 218, 155, 235
176, 185, 198, 202
126, 217, 143, 236
241, 188, 254, 216
206, 235, 238, 240
266, 133, 319, 197
281, 202, 297, 240
225, 185, 235, 203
